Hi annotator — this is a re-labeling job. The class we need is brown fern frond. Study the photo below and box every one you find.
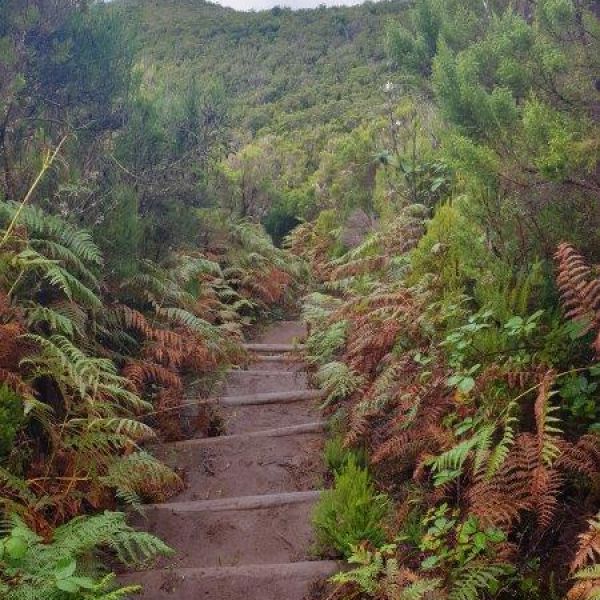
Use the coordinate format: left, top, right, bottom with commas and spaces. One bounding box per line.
0, 368, 35, 399
555, 243, 600, 353
154, 387, 185, 441
123, 361, 182, 392
112, 304, 153, 338
331, 255, 388, 280
557, 434, 600, 479
571, 512, 600, 572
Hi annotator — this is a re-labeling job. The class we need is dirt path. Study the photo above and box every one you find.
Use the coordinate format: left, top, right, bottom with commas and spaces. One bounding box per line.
124, 320, 336, 599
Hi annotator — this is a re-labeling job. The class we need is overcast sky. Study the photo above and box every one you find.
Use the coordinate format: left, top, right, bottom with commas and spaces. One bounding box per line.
214, 0, 366, 10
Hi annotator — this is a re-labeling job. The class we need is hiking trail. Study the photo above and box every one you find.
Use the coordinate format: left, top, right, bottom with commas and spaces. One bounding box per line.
124, 320, 337, 599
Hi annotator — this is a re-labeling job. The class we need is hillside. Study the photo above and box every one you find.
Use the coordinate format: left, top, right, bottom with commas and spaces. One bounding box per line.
121, 0, 409, 140
2, 1, 600, 599
117, 0, 413, 239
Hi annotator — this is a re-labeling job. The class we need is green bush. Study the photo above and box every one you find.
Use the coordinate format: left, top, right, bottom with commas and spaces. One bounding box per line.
323, 434, 367, 475
313, 455, 389, 557
0, 385, 25, 459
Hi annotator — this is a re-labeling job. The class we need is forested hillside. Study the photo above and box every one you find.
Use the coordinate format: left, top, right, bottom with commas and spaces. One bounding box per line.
120, 0, 411, 239
2, 0, 600, 598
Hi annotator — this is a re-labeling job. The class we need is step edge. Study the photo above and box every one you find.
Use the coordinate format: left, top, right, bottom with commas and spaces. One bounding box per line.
141, 489, 323, 512
228, 369, 306, 376
221, 389, 322, 406
122, 559, 341, 579
255, 354, 300, 362
162, 421, 327, 448
243, 343, 305, 352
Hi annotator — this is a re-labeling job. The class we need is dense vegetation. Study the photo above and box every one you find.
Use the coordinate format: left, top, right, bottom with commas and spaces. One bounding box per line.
290, 1, 600, 598
120, 0, 412, 240
0, 0, 299, 595
2, 0, 600, 598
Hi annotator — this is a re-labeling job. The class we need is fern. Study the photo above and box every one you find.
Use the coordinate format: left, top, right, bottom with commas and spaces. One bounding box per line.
101, 451, 183, 505
484, 409, 516, 479
0, 512, 171, 599
157, 306, 221, 343
448, 564, 509, 600
306, 320, 348, 365
572, 512, 600, 572
429, 425, 495, 486
316, 361, 364, 406
398, 578, 443, 600
25, 305, 82, 338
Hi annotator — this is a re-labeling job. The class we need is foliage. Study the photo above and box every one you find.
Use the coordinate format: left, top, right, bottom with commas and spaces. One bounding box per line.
323, 434, 366, 475
0, 511, 171, 599
313, 455, 389, 557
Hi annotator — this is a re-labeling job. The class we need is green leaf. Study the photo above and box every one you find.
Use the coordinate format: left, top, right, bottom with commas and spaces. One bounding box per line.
54, 557, 77, 579
421, 555, 440, 570
70, 576, 96, 589
473, 532, 487, 550
5, 536, 28, 560
55, 578, 80, 593
458, 377, 475, 393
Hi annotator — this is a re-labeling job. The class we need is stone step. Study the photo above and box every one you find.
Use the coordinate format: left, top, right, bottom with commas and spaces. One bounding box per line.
223, 400, 321, 434
121, 560, 339, 600
156, 427, 325, 500
243, 343, 305, 353
136, 492, 320, 568
224, 369, 309, 394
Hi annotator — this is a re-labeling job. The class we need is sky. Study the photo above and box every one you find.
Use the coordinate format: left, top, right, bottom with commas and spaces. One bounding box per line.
214, 0, 366, 10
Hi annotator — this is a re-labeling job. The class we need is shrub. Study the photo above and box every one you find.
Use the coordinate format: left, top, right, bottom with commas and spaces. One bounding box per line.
313, 455, 389, 557
323, 434, 367, 475
0, 386, 24, 458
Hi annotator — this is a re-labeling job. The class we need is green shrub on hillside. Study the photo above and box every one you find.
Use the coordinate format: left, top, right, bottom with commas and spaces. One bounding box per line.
323, 434, 367, 475
313, 456, 389, 557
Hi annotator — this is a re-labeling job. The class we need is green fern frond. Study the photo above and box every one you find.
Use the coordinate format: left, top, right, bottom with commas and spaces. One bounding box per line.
0, 201, 102, 266
317, 361, 364, 406
485, 412, 516, 479
101, 451, 182, 505
86, 418, 155, 442
25, 305, 78, 337
574, 565, 600, 580
30, 238, 99, 285
449, 564, 508, 600
157, 307, 221, 342
49, 511, 173, 565
399, 577, 443, 600
175, 255, 223, 281
430, 436, 478, 486
306, 320, 348, 365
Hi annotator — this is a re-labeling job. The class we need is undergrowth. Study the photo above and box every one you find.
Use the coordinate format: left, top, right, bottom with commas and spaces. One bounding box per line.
313, 455, 390, 558
294, 184, 600, 599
